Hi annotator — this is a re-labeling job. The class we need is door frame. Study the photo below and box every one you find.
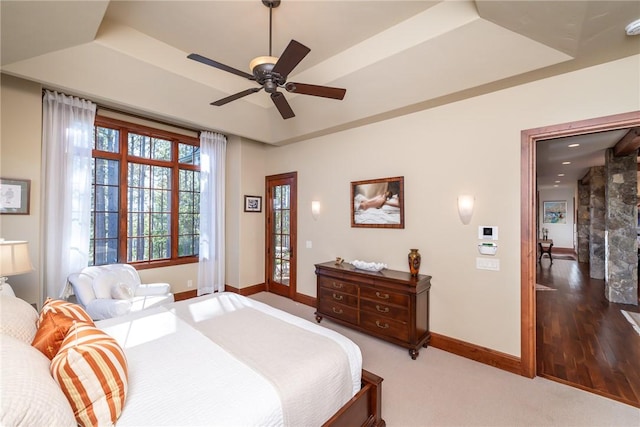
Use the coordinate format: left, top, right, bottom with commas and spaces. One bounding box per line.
265, 171, 297, 299
520, 110, 640, 377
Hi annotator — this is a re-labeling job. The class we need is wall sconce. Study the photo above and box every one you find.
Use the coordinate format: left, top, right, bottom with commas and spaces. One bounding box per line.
0, 240, 34, 296
311, 201, 321, 220
457, 195, 474, 225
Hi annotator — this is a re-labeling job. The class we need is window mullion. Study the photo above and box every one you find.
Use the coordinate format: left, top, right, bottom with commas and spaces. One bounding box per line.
119, 128, 128, 263
172, 139, 180, 260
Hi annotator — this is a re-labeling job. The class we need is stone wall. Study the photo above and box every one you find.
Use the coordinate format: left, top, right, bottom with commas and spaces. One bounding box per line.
604, 148, 638, 305
589, 166, 606, 280
577, 180, 590, 263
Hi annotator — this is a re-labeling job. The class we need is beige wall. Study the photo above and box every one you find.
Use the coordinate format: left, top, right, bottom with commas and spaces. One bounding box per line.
225, 135, 267, 289
225, 136, 242, 288
263, 55, 640, 357
0, 75, 42, 304
1, 54, 638, 356
238, 139, 267, 288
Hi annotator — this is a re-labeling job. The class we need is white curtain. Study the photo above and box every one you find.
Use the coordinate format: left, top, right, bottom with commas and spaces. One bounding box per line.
41, 91, 96, 300
198, 131, 226, 295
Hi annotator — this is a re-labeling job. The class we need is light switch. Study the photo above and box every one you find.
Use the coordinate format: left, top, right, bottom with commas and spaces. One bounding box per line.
476, 257, 500, 271
306, 240, 312, 249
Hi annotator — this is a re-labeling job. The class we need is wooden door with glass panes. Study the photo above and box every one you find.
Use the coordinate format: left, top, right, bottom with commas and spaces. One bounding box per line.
265, 172, 297, 299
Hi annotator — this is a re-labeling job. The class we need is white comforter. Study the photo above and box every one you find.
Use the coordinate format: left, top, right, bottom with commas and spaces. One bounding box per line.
97, 292, 362, 426
354, 205, 401, 225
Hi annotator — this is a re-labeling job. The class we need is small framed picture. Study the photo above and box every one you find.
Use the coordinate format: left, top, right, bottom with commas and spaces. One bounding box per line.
543, 200, 567, 224
0, 178, 30, 215
244, 195, 262, 213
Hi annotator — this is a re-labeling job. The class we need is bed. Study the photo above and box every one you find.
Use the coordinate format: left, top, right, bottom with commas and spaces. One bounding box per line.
0, 292, 384, 427
353, 194, 401, 225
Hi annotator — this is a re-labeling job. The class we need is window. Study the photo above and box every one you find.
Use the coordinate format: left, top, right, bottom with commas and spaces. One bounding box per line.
90, 116, 200, 268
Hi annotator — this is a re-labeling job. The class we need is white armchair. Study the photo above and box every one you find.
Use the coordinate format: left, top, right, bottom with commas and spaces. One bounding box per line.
67, 264, 174, 320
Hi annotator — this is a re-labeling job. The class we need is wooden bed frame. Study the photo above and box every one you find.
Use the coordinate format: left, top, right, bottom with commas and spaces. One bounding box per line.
324, 369, 385, 427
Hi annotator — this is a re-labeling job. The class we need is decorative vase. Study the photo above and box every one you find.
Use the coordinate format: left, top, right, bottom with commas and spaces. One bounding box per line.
408, 249, 421, 277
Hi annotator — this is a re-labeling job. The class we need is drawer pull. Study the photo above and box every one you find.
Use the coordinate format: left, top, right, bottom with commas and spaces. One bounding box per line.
332, 282, 343, 289
375, 320, 390, 329
332, 293, 343, 301
375, 292, 389, 300
375, 305, 389, 313
332, 307, 343, 315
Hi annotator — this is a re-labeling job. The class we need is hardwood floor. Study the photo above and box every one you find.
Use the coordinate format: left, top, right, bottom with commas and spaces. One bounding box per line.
536, 256, 640, 408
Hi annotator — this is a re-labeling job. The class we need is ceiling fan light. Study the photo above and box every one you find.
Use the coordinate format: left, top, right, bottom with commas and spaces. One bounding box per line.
250, 56, 278, 72
625, 18, 640, 36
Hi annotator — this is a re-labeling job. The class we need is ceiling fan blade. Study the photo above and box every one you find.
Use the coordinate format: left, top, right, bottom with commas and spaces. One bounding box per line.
270, 92, 295, 119
271, 40, 310, 79
211, 88, 262, 106
188, 53, 255, 80
285, 82, 346, 100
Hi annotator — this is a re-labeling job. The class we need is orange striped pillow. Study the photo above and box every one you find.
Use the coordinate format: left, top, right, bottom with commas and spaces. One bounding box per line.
40, 298, 94, 325
50, 321, 128, 426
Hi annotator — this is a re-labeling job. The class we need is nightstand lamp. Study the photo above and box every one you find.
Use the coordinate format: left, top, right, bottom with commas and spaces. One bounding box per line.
0, 240, 34, 297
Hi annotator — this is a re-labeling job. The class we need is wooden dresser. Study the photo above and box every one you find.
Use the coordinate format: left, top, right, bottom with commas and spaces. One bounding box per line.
315, 261, 431, 359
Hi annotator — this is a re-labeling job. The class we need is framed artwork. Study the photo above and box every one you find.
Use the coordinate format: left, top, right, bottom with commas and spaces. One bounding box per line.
244, 195, 262, 212
543, 200, 567, 224
351, 176, 404, 228
0, 178, 30, 215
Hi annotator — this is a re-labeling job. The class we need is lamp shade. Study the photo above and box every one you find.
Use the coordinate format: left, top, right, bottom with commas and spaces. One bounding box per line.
457, 195, 475, 225
311, 201, 321, 220
0, 240, 34, 277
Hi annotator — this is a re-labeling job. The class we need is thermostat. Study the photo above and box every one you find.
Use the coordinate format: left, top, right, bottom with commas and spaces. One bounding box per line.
478, 242, 498, 255
478, 226, 498, 240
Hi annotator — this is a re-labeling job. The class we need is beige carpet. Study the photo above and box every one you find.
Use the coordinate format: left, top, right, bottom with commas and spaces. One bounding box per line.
250, 292, 640, 426
622, 310, 640, 336
536, 283, 557, 291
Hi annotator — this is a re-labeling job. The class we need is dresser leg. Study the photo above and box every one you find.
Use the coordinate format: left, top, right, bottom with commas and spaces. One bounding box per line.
315, 314, 323, 323
409, 349, 419, 360
422, 335, 431, 348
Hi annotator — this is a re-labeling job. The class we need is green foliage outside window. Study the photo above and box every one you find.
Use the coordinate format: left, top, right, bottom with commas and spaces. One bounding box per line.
89, 119, 201, 267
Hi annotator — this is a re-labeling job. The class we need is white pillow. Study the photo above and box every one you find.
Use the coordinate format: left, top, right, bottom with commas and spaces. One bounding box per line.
93, 271, 119, 299
111, 266, 141, 294
0, 295, 38, 343
0, 335, 76, 427
111, 282, 134, 300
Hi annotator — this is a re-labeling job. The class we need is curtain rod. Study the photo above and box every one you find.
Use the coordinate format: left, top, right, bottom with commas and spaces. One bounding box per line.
96, 105, 202, 135
42, 88, 223, 137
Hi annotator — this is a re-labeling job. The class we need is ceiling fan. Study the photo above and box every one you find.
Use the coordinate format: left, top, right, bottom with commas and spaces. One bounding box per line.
187, 0, 346, 120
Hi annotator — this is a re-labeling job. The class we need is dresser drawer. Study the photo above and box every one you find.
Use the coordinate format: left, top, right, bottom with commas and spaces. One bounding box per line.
318, 276, 358, 295
318, 300, 358, 324
360, 299, 408, 323
319, 287, 358, 307
360, 286, 408, 306
360, 312, 409, 342
316, 261, 432, 359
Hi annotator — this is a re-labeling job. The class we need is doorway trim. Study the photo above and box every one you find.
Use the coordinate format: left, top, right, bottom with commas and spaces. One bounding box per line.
265, 171, 298, 300
520, 110, 640, 377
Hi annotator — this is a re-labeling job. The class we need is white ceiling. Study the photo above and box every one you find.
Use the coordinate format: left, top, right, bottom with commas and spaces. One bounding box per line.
536, 129, 633, 190
1, 1, 639, 157
0, 0, 640, 144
